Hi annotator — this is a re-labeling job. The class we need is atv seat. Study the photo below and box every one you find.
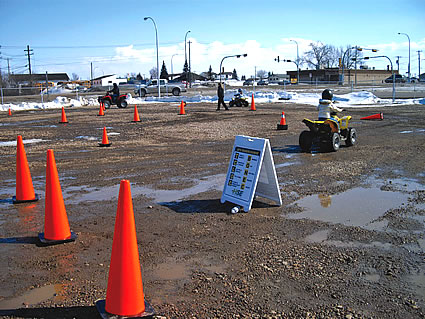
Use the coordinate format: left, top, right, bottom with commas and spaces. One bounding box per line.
302, 118, 339, 133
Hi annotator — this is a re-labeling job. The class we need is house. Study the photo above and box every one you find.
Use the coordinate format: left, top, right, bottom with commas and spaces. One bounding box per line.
286, 68, 396, 85
268, 73, 289, 84
171, 72, 207, 82
9, 73, 69, 86
92, 74, 127, 87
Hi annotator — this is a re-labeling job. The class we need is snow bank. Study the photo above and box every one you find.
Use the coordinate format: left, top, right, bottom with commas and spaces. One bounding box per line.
0, 96, 89, 112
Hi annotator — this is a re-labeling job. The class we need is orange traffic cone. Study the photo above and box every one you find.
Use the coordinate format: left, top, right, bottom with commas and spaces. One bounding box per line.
277, 111, 288, 130
250, 94, 256, 111
360, 112, 383, 120
38, 149, 77, 245
98, 127, 112, 147
178, 101, 186, 115
96, 180, 154, 318
59, 107, 68, 123
8, 108, 12, 116
98, 103, 105, 116
132, 105, 141, 122
13, 135, 39, 204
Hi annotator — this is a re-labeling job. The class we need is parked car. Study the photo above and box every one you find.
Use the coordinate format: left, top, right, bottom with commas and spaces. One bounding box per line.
134, 79, 186, 97
384, 74, 406, 83
243, 79, 254, 86
257, 80, 268, 86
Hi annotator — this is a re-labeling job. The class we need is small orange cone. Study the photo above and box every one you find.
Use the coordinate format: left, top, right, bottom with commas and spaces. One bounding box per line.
250, 94, 256, 111
178, 101, 186, 115
8, 108, 12, 116
361, 112, 383, 120
38, 149, 77, 245
13, 135, 39, 204
96, 180, 154, 318
277, 111, 288, 130
59, 107, 68, 123
98, 103, 105, 116
132, 105, 141, 122
98, 127, 112, 147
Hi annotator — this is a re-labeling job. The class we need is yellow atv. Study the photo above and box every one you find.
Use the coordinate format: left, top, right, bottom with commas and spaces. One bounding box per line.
299, 114, 357, 152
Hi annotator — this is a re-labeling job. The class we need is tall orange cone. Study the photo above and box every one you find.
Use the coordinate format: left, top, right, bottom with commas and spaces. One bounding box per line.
132, 105, 141, 122
98, 103, 105, 116
38, 149, 77, 245
277, 111, 288, 130
59, 107, 68, 123
178, 101, 186, 115
360, 112, 383, 120
98, 127, 112, 147
13, 135, 39, 204
8, 108, 12, 116
96, 180, 154, 318
250, 94, 256, 111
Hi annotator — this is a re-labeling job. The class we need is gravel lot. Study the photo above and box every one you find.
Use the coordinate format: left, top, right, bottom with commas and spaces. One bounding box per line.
0, 85, 424, 318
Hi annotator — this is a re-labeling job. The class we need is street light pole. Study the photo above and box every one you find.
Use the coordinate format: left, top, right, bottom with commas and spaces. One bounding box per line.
184, 30, 191, 88
144, 16, 160, 97
364, 55, 395, 102
219, 54, 248, 90
398, 32, 411, 83
290, 39, 299, 84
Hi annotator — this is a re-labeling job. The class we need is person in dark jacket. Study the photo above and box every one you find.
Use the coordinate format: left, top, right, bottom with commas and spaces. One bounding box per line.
108, 83, 120, 102
216, 82, 229, 111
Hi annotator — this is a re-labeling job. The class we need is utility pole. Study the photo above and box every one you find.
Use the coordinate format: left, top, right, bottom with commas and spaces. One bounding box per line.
7, 58, 11, 77
90, 62, 93, 87
188, 40, 192, 88
24, 45, 33, 75
418, 51, 422, 78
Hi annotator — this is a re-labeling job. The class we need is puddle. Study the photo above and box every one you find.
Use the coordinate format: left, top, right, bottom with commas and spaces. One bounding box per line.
0, 284, 64, 310
363, 274, 381, 282
305, 229, 330, 243
0, 139, 48, 147
66, 174, 226, 205
275, 161, 299, 169
76, 136, 98, 141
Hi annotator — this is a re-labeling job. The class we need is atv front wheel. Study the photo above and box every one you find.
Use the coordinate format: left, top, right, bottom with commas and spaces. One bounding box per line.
229, 100, 235, 107
346, 128, 357, 146
103, 100, 111, 109
329, 132, 341, 152
299, 130, 314, 153
242, 100, 249, 107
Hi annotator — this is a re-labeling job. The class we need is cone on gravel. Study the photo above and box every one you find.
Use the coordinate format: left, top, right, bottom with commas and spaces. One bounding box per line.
98, 103, 105, 116
38, 149, 77, 245
59, 107, 68, 123
98, 127, 111, 147
95, 180, 154, 318
178, 101, 186, 115
13, 135, 39, 204
360, 112, 383, 120
132, 105, 141, 122
250, 94, 256, 111
277, 111, 288, 130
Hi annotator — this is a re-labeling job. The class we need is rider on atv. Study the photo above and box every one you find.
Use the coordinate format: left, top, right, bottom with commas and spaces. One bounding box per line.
317, 89, 343, 128
108, 83, 120, 103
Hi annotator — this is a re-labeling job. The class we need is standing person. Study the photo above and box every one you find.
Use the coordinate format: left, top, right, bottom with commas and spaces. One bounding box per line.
217, 82, 229, 111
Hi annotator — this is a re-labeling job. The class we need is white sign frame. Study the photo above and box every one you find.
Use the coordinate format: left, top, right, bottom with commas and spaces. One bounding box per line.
221, 135, 282, 212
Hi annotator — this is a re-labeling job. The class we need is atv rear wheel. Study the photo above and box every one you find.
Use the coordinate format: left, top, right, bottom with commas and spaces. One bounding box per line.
229, 100, 235, 107
329, 132, 341, 152
118, 99, 128, 108
299, 130, 314, 153
103, 100, 111, 109
346, 128, 357, 146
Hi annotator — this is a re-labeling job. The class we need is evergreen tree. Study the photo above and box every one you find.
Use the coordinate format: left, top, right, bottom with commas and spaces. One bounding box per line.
136, 73, 143, 81
160, 61, 169, 80
232, 68, 238, 80
208, 65, 213, 80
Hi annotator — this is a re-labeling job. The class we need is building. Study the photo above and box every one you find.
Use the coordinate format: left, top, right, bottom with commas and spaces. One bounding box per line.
92, 74, 127, 87
268, 73, 289, 84
286, 68, 396, 85
9, 73, 69, 86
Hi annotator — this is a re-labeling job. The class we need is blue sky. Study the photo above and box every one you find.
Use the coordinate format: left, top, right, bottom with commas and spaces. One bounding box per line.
1, 0, 424, 80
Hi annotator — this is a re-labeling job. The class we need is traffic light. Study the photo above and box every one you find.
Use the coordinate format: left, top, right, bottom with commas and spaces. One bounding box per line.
372, 49, 378, 52
275, 56, 280, 62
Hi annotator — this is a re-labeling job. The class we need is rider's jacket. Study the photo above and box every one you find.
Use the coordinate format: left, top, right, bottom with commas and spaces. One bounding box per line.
317, 99, 342, 119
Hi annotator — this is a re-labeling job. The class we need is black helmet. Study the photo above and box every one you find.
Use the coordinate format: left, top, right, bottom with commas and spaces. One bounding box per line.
322, 89, 333, 100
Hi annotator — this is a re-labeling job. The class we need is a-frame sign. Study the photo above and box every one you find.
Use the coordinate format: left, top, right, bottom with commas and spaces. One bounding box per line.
221, 135, 282, 212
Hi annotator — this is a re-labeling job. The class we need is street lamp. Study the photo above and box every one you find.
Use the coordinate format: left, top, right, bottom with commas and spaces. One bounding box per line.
398, 32, 411, 83
144, 16, 160, 97
219, 54, 247, 88
170, 54, 179, 81
341, 46, 377, 85
290, 39, 299, 84
184, 30, 191, 88
364, 55, 395, 102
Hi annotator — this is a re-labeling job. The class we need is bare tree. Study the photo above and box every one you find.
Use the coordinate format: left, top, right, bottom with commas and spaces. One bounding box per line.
256, 69, 267, 79
71, 73, 80, 81
149, 67, 158, 79
341, 45, 364, 69
302, 41, 333, 70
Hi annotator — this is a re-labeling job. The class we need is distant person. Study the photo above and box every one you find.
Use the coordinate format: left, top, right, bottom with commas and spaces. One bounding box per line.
217, 82, 229, 111
317, 89, 342, 121
108, 83, 120, 102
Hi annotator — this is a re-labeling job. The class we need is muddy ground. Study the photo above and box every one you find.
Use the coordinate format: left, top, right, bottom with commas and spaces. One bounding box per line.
0, 88, 424, 318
